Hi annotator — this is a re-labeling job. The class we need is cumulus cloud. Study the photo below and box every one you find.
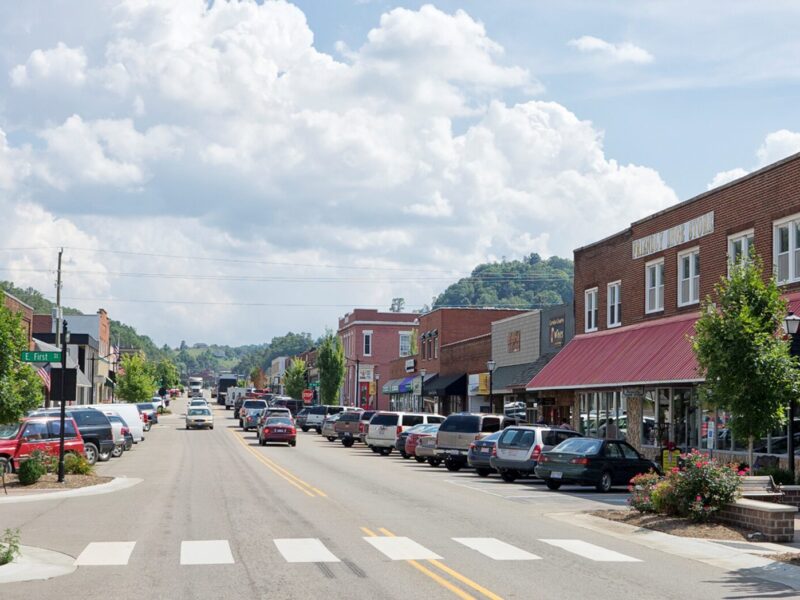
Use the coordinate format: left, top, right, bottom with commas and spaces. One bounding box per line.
568, 35, 654, 65
706, 168, 748, 190
9, 42, 88, 87
1, 0, 678, 344
707, 129, 800, 190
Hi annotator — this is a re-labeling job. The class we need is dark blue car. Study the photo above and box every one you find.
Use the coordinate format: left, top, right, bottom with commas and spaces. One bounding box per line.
467, 430, 502, 477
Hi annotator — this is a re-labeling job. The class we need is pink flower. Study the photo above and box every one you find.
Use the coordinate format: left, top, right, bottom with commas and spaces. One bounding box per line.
695, 495, 702, 502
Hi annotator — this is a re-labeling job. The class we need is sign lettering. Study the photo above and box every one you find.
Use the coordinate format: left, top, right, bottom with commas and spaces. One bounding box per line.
632, 212, 714, 260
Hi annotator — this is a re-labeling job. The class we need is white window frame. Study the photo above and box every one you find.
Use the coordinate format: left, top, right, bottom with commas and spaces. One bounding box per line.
607, 281, 622, 328
585, 287, 598, 333
773, 214, 800, 284
677, 247, 700, 307
727, 229, 754, 272
363, 330, 373, 357
399, 331, 411, 357
645, 258, 664, 314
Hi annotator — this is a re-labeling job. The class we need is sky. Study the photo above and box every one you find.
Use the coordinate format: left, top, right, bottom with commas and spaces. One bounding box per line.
1, 0, 800, 347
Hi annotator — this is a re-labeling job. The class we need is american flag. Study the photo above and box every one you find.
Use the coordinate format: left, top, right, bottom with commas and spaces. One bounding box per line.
37, 365, 51, 391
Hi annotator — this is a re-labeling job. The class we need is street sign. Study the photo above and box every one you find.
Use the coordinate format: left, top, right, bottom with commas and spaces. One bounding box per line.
302, 389, 314, 403
20, 351, 62, 362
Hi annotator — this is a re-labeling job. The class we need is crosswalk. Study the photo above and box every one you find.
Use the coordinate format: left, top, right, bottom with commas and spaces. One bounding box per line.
71, 536, 642, 567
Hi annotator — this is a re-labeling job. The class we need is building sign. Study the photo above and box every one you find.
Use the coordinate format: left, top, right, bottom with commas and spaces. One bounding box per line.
632, 211, 714, 260
468, 373, 490, 396
549, 316, 565, 348
507, 330, 521, 353
412, 377, 422, 395
404, 358, 416, 373
358, 365, 373, 382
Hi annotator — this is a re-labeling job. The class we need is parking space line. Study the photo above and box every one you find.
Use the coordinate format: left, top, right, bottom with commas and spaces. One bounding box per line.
452, 538, 541, 561
539, 539, 641, 562
74, 541, 136, 566
274, 538, 341, 563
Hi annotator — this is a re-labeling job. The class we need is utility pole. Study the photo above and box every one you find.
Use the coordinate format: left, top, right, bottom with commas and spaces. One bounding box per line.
54, 247, 63, 346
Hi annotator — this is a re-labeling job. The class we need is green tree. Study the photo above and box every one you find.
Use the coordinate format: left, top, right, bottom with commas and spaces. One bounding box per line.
284, 358, 307, 400
692, 257, 800, 465
250, 367, 267, 389
154, 358, 180, 388
0, 306, 44, 423
116, 354, 157, 403
317, 332, 344, 406
390, 297, 406, 312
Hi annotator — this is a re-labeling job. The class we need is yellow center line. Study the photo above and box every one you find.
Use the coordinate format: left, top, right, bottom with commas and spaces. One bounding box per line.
229, 430, 316, 497
378, 527, 504, 600
361, 527, 377, 537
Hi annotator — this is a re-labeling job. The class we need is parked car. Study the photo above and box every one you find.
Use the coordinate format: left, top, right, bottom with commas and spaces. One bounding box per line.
305, 405, 346, 433
489, 426, 582, 482
366, 412, 445, 455
321, 413, 342, 441
415, 435, 440, 466
259, 416, 297, 447
94, 409, 130, 458
101, 403, 145, 443
535, 437, 662, 492
435, 413, 514, 471
269, 397, 305, 415
358, 410, 377, 443
186, 407, 214, 430
29, 408, 116, 465
295, 408, 309, 429
238, 399, 268, 428
396, 423, 436, 458
242, 407, 266, 432
467, 430, 503, 476
333, 410, 364, 446
405, 424, 441, 461
0, 416, 85, 473
136, 403, 159, 427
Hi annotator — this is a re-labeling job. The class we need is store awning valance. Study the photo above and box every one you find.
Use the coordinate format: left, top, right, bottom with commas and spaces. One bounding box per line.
382, 378, 406, 394
492, 356, 555, 393
424, 373, 466, 397
527, 312, 702, 391
397, 376, 415, 394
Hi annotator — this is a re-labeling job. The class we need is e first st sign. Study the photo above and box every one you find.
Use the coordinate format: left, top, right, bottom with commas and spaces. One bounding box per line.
20, 351, 62, 363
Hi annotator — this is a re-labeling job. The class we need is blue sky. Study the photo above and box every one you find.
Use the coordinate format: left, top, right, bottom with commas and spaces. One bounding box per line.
1, 1, 799, 345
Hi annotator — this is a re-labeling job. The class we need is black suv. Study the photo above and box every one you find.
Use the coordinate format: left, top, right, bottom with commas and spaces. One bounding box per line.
30, 408, 116, 465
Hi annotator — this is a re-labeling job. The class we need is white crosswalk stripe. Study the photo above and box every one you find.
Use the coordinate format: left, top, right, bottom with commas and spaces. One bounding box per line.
180, 540, 235, 565
274, 538, 341, 563
75, 542, 136, 566
363, 536, 442, 560
539, 539, 641, 562
452, 538, 541, 560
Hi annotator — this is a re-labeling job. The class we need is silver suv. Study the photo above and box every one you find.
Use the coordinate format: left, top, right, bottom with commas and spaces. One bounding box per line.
490, 426, 581, 482
435, 413, 516, 471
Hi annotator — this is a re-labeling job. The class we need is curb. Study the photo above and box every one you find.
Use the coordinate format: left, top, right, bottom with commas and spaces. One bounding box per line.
0, 476, 142, 505
549, 512, 800, 591
0, 545, 76, 584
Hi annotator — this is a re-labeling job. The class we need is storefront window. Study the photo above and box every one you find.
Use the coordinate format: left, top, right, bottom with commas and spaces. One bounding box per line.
642, 392, 656, 446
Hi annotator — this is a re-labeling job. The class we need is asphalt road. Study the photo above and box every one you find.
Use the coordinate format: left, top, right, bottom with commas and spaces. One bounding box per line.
1, 396, 794, 599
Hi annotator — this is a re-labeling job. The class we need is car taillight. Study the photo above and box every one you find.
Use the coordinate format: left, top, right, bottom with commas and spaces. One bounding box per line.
289, 427, 296, 434
570, 457, 590, 465
469, 443, 476, 451
539, 455, 550, 463
397, 425, 402, 436
491, 446, 497, 457
436, 433, 440, 446
530, 444, 542, 461
121, 427, 129, 435
359, 422, 365, 433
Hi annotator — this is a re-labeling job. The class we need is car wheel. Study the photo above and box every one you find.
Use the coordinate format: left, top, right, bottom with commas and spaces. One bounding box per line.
210, 425, 214, 430
98, 449, 112, 462
315, 427, 322, 434
243, 427, 249, 432
111, 445, 124, 458
596, 471, 613, 493
0, 457, 12, 474
378, 447, 392, 456
143, 423, 151, 432
476, 468, 492, 477
500, 470, 518, 483
342, 438, 354, 448
415, 456, 426, 463
327, 436, 336, 442
301, 426, 309, 432
546, 480, 562, 491
83, 443, 98, 465
428, 458, 442, 467
445, 457, 462, 472
400, 451, 410, 460
290, 441, 296, 447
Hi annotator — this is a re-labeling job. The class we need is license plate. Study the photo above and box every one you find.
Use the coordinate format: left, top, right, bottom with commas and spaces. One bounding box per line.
552, 471, 562, 479
480, 447, 490, 453
275, 429, 284, 433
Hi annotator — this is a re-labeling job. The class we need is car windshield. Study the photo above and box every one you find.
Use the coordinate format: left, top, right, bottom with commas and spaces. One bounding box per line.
498, 428, 536, 448
137, 403, 155, 410
188, 409, 210, 416
480, 430, 502, 443
439, 415, 480, 433
267, 417, 292, 425
406, 423, 429, 434
551, 438, 602, 455
243, 400, 267, 409
0, 423, 21, 439
371, 413, 399, 426
361, 411, 376, 421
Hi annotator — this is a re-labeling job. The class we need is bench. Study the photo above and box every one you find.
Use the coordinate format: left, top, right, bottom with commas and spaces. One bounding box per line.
740, 475, 783, 500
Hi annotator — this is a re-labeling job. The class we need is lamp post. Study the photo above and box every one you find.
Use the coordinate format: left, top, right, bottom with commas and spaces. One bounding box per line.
784, 312, 800, 479
487, 360, 496, 414
374, 372, 380, 410
420, 369, 426, 413
57, 321, 70, 483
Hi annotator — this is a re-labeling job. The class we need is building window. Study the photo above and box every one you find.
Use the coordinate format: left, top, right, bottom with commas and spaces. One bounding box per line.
434, 337, 438, 359
678, 248, 700, 307
584, 288, 598, 332
399, 332, 411, 357
774, 215, 800, 284
507, 330, 521, 353
422, 336, 427, 359
607, 281, 621, 328
363, 331, 372, 356
645, 259, 664, 313
728, 230, 754, 270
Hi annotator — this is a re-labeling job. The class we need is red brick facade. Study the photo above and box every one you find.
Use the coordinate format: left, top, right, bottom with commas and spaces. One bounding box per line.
440, 333, 491, 377
4, 292, 33, 350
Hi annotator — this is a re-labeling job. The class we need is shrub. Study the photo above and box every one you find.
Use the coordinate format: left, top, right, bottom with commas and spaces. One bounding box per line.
675, 450, 740, 521
29, 450, 57, 474
17, 456, 46, 486
651, 477, 681, 516
0, 528, 20, 566
754, 466, 794, 486
64, 453, 93, 475
628, 471, 660, 513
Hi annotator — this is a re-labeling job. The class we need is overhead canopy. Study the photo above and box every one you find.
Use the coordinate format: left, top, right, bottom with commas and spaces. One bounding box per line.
382, 378, 404, 394
492, 355, 557, 393
397, 376, 415, 394
424, 373, 466, 397
527, 312, 701, 391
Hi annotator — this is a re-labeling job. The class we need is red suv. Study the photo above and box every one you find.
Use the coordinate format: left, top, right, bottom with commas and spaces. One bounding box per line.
0, 416, 85, 473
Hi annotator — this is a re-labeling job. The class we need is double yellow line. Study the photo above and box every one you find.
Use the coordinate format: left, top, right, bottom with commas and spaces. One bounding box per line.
361, 527, 503, 600
230, 430, 327, 498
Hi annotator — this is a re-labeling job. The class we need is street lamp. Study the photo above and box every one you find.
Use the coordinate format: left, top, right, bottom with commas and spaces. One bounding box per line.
487, 360, 496, 414
420, 369, 426, 413
784, 312, 800, 479
374, 372, 380, 410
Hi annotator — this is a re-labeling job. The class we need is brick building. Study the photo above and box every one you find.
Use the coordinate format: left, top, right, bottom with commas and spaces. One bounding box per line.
338, 309, 418, 410
528, 151, 800, 464
4, 291, 33, 350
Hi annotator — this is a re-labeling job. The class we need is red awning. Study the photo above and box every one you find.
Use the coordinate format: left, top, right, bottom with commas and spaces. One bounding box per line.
785, 290, 800, 315
527, 312, 702, 391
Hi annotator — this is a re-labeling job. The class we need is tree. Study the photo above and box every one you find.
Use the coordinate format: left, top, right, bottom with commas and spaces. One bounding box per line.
390, 297, 406, 312
0, 305, 44, 423
692, 257, 800, 465
116, 354, 157, 403
154, 358, 180, 388
284, 358, 307, 400
250, 367, 267, 389
317, 332, 345, 406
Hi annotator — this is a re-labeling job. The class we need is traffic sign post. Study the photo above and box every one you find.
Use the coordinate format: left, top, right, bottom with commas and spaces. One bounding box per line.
302, 389, 314, 404
21, 351, 62, 362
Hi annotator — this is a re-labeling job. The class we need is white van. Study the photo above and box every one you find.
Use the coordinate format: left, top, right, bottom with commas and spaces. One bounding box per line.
226, 387, 246, 410
102, 403, 145, 443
